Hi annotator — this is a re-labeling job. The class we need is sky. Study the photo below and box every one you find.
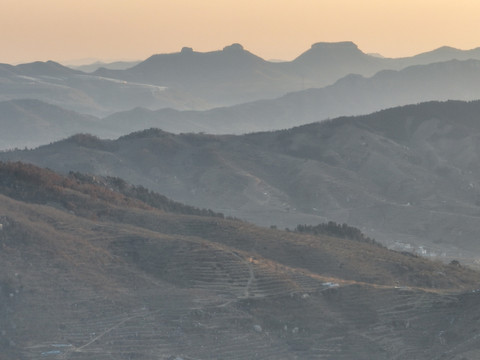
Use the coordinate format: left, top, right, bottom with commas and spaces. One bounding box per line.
2, 0, 480, 64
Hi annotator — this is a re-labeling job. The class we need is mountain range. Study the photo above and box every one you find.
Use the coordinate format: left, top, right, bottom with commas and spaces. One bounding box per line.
1, 162, 480, 359
5, 41, 480, 358
3, 58, 480, 150
0, 60, 209, 117
101, 58, 480, 136
2, 41, 480, 121
69, 59, 142, 73
93, 42, 480, 106
5, 100, 480, 264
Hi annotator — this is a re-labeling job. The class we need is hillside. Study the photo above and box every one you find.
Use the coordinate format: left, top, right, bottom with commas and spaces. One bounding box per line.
0, 99, 114, 149
6, 101, 480, 263
1, 162, 480, 359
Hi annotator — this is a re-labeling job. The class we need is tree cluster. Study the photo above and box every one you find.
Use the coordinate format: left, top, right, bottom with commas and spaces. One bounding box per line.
294, 221, 383, 247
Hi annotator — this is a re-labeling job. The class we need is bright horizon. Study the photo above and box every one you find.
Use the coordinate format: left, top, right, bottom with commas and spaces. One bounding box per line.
2, 0, 480, 65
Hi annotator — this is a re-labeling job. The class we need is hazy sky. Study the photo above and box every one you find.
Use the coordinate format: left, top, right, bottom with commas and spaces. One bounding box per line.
2, 0, 480, 64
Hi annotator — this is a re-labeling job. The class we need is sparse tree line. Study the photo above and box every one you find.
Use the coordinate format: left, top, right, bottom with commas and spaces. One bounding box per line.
69, 172, 226, 218
0, 162, 225, 219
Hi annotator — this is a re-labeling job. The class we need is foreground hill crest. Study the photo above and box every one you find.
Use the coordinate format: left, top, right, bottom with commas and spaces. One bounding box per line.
1, 161, 480, 359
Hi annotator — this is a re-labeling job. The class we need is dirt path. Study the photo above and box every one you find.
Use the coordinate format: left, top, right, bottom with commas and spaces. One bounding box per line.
229, 251, 255, 298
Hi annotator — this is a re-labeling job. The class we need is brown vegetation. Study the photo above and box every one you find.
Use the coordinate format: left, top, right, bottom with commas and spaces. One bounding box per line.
1, 162, 480, 359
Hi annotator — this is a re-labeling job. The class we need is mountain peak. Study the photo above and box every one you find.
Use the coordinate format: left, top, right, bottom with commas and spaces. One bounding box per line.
15, 60, 80, 76
435, 45, 458, 52
180, 46, 194, 54
222, 43, 245, 52
310, 41, 359, 50
293, 41, 372, 66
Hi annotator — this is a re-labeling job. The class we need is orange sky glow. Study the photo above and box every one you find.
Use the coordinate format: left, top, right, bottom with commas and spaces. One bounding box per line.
2, 0, 480, 64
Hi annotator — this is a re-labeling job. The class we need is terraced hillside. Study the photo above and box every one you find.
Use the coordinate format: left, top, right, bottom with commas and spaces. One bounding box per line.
1, 162, 480, 359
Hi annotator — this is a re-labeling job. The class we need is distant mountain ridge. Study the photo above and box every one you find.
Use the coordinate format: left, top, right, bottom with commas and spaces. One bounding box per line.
93, 41, 480, 107
94, 43, 303, 105
2, 42, 480, 153
403, 45, 480, 66
101, 59, 480, 135
5, 58, 480, 150
70, 60, 142, 73
0, 60, 210, 117
12, 60, 82, 77
3, 41, 480, 120
285, 41, 385, 85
